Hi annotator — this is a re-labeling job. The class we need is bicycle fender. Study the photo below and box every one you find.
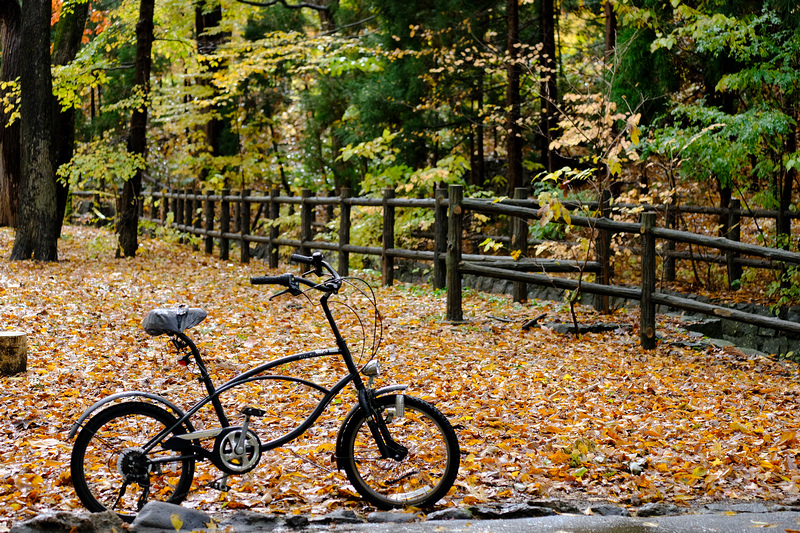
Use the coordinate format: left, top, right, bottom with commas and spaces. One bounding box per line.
68, 391, 191, 440
334, 385, 407, 470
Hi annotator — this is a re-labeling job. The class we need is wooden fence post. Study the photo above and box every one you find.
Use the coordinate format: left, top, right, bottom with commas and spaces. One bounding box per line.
268, 188, 280, 269
663, 204, 676, 282
727, 198, 742, 289
185, 188, 194, 233
300, 188, 313, 257
176, 188, 185, 229
241, 189, 251, 263
594, 188, 612, 312
160, 190, 167, 226
511, 187, 528, 303
640, 212, 657, 350
145, 190, 152, 221
204, 191, 214, 255
170, 189, 178, 228
446, 184, 463, 322
192, 189, 201, 250
338, 187, 351, 277
220, 188, 230, 261
433, 186, 447, 290
382, 187, 395, 286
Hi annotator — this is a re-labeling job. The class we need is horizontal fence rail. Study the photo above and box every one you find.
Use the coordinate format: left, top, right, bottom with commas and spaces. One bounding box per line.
71, 185, 800, 350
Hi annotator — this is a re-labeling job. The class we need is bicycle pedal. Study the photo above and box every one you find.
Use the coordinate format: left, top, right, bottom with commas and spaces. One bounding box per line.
242, 407, 266, 417
211, 481, 231, 492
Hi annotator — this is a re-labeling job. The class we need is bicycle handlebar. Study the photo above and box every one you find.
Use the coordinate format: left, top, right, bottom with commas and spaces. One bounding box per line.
249, 252, 341, 295
250, 273, 295, 286
289, 253, 314, 265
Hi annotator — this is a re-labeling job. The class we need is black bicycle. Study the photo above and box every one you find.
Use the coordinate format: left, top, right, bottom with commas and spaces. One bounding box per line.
68, 252, 460, 520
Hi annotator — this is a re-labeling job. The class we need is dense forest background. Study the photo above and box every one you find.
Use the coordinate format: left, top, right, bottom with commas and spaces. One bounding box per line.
0, 0, 798, 259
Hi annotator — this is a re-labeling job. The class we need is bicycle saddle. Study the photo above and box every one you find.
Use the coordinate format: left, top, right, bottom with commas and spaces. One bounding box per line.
142, 305, 207, 336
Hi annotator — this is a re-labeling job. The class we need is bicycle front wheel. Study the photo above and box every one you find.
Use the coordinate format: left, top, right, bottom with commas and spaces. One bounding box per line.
338, 394, 459, 509
70, 401, 195, 521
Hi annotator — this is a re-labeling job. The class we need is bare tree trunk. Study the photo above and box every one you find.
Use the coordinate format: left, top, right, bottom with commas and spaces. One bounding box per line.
0, 0, 20, 227
506, 0, 522, 193
10, 0, 57, 261
471, 72, 485, 187
539, 0, 559, 172
717, 179, 731, 238
318, 3, 335, 32
117, 0, 154, 257
195, 1, 226, 161
778, 103, 797, 248
51, 1, 89, 235
604, 1, 616, 58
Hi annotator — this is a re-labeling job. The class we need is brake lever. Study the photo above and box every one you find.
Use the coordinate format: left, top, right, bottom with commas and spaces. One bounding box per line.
268, 276, 303, 300
268, 289, 291, 301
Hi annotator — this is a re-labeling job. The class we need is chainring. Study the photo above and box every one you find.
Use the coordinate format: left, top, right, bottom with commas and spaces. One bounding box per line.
212, 427, 262, 475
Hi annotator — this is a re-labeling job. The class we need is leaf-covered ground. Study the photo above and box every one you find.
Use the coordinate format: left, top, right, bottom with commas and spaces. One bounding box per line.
1, 226, 799, 531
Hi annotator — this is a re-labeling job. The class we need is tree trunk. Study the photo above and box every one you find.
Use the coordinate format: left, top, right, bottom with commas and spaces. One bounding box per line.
604, 1, 616, 58
539, 0, 559, 172
506, 0, 522, 193
0, 331, 26, 375
51, 2, 89, 235
318, 3, 335, 32
472, 72, 485, 187
9, 0, 57, 261
717, 179, 731, 238
778, 103, 797, 249
195, 0, 226, 160
0, 0, 21, 227
117, 0, 155, 257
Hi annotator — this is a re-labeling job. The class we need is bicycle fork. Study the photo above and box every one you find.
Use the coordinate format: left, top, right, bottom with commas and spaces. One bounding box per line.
358, 388, 408, 461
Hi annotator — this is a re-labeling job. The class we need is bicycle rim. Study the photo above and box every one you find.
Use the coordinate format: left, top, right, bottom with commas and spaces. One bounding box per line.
340, 395, 459, 508
70, 402, 195, 521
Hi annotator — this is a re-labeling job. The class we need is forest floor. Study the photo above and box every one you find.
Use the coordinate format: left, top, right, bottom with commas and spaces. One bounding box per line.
1, 225, 800, 531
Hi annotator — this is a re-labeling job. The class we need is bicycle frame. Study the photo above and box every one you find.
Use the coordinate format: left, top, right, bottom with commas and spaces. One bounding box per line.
149, 343, 353, 456
135, 286, 404, 463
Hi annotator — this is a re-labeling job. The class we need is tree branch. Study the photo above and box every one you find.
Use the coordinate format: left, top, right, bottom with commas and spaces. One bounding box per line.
235, 0, 328, 11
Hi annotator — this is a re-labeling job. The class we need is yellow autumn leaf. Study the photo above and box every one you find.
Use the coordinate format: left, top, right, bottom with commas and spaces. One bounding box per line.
731, 421, 753, 435
170, 514, 183, 531
631, 126, 641, 146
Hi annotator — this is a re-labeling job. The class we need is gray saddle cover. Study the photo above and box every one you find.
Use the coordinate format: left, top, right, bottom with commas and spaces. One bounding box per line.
142, 306, 207, 336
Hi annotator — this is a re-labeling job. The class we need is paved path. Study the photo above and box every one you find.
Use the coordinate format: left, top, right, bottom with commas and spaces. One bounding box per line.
323, 512, 800, 533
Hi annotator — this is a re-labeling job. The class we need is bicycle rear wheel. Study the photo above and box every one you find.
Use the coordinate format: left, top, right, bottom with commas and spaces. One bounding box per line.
338, 394, 459, 508
70, 401, 195, 521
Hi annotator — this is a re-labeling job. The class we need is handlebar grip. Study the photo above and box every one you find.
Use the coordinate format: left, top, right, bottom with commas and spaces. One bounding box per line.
250, 273, 294, 286
290, 253, 314, 265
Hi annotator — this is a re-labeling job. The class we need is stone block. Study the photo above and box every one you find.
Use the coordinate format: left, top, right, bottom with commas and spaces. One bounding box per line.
131, 501, 213, 532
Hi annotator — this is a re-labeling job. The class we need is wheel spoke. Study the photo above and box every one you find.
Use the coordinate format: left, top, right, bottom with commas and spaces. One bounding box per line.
111, 481, 129, 511
71, 402, 195, 521
340, 395, 459, 508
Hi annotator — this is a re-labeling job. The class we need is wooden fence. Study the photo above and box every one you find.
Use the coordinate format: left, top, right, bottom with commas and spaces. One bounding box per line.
73, 185, 800, 349
446, 187, 800, 349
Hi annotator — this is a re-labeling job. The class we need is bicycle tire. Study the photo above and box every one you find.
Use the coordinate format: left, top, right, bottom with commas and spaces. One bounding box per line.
338, 394, 459, 508
70, 401, 195, 521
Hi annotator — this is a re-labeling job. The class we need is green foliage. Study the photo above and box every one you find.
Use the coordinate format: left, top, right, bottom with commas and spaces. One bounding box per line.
58, 132, 145, 191
340, 129, 469, 197
338, 128, 470, 256
645, 103, 793, 190
767, 266, 800, 310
